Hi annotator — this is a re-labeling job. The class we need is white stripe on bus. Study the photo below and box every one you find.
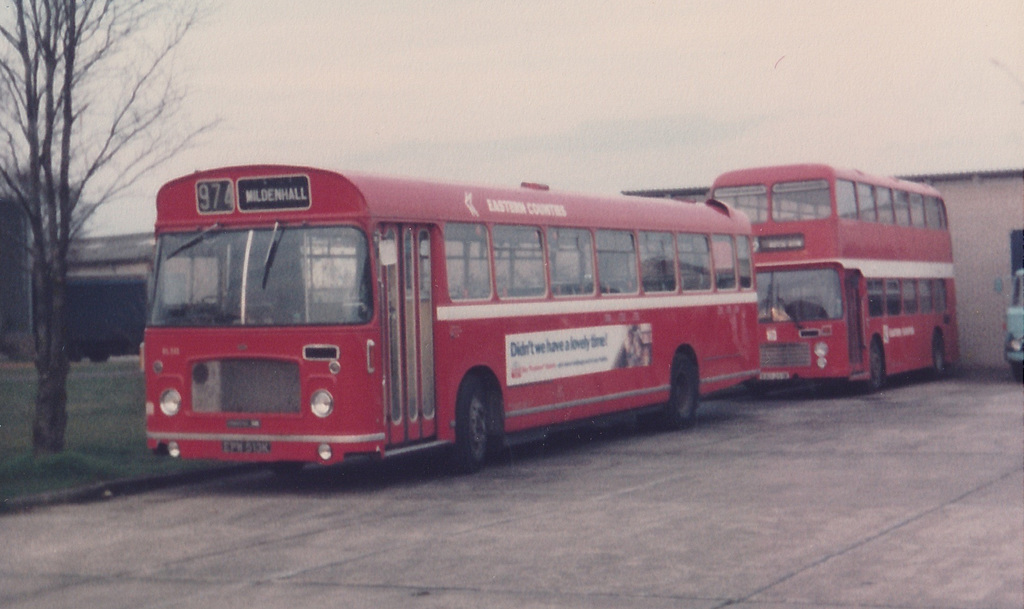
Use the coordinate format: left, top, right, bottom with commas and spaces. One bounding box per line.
436, 291, 758, 322
756, 258, 954, 279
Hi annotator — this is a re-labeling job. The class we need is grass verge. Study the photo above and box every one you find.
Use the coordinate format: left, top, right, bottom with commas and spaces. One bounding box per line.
0, 358, 214, 505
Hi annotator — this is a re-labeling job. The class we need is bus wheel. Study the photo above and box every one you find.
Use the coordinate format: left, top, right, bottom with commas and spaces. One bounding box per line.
452, 376, 491, 473
663, 352, 699, 429
1012, 363, 1024, 384
867, 338, 886, 392
931, 331, 947, 376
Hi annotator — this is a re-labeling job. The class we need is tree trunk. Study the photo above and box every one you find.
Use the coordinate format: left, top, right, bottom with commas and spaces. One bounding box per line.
33, 353, 69, 455
31, 254, 70, 456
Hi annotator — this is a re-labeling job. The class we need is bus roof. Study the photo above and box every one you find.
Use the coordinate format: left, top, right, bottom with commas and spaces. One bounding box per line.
712, 163, 942, 197
156, 165, 750, 235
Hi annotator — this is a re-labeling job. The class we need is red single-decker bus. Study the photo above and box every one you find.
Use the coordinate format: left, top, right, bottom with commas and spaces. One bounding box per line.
711, 163, 958, 390
145, 165, 758, 472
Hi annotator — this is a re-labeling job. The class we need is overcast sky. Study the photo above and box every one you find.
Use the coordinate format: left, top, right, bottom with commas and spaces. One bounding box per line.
90, 0, 1023, 235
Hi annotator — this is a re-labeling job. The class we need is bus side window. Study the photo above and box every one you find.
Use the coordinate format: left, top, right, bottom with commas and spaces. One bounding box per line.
885, 279, 901, 316
925, 197, 947, 229
875, 187, 895, 224
933, 279, 947, 312
548, 227, 594, 296
736, 236, 753, 289
678, 233, 711, 291
919, 278, 933, 313
444, 223, 492, 300
867, 279, 884, 317
902, 279, 918, 314
493, 225, 545, 299
909, 193, 926, 227
836, 180, 858, 219
857, 183, 876, 222
893, 190, 911, 226
711, 235, 737, 290
596, 230, 638, 294
638, 231, 676, 293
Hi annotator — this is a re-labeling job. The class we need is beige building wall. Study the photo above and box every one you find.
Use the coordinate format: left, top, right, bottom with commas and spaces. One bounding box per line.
911, 171, 1024, 370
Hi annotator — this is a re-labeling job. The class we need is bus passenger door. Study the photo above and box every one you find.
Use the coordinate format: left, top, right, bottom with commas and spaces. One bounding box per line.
845, 272, 865, 374
378, 225, 436, 447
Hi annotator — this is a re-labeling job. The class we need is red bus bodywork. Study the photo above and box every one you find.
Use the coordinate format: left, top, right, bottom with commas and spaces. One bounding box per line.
145, 165, 758, 469
712, 163, 959, 389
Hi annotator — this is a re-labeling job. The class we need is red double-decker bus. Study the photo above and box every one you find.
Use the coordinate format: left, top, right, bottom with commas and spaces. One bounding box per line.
711, 163, 958, 391
145, 165, 758, 472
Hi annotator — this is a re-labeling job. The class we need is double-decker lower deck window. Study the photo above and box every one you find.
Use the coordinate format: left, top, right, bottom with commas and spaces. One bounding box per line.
902, 280, 918, 314
885, 279, 902, 316
868, 279, 885, 317
757, 269, 842, 323
150, 226, 371, 327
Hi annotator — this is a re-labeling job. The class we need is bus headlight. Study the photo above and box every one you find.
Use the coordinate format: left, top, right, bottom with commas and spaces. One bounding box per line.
813, 342, 829, 357
159, 389, 181, 416
310, 389, 334, 418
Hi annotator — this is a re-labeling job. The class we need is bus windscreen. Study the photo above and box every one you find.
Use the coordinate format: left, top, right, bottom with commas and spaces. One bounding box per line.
150, 225, 371, 327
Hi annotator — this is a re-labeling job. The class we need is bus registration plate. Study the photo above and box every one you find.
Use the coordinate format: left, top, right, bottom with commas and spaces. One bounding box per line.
759, 371, 791, 381
222, 440, 271, 454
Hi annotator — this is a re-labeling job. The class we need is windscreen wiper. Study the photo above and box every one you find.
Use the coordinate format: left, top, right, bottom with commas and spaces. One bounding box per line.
165, 223, 221, 259
261, 221, 284, 289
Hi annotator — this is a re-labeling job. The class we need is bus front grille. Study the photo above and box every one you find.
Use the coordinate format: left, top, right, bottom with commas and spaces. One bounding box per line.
191, 359, 300, 414
760, 343, 811, 368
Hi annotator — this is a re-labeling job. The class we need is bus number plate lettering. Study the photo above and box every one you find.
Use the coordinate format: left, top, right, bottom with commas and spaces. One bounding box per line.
222, 440, 271, 454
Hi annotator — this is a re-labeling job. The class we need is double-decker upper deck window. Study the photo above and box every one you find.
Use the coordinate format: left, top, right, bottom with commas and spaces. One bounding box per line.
875, 187, 895, 224
677, 233, 711, 291
909, 193, 926, 227
857, 183, 876, 222
596, 230, 638, 294
925, 197, 947, 229
150, 226, 371, 327
712, 184, 768, 223
548, 227, 595, 297
445, 223, 492, 300
893, 190, 911, 225
836, 180, 858, 219
771, 180, 831, 221
493, 225, 545, 299
711, 235, 736, 290
639, 231, 676, 293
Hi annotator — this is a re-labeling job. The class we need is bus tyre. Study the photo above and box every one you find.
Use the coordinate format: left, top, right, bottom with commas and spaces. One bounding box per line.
1012, 363, 1024, 384
452, 376, 491, 474
867, 338, 886, 392
663, 352, 699, 429
931, 332, 946, 376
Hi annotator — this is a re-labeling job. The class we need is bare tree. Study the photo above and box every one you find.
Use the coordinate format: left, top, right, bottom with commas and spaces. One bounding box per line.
0, 0, 211, 455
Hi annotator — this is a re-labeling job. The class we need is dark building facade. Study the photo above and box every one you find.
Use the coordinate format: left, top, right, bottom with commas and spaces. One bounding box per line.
0, 200, 31, 356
